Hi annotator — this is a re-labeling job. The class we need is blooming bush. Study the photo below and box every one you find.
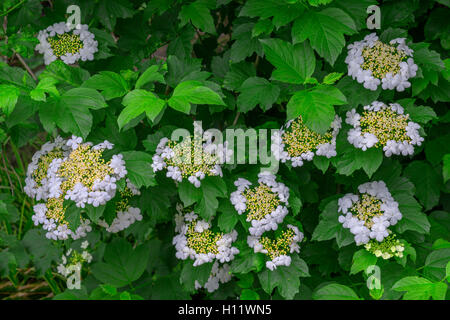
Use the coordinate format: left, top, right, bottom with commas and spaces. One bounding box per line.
0, 0, 449, 301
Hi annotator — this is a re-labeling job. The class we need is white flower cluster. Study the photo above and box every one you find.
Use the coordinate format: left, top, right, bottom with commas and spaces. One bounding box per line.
194, 261, 232, 293
345, 33, 418, 91
271, 116, 342, 167
56, 241, 93, 278
230, 172, 290, 237
173, 206, 239, 267
97, 180, 143, 233
247, 225, 304, 271
25, 136, 128, 240
24, 136, 70, 201
53, 136, 127, 208
36, 22, 98, 65
338, 181, 402, 245
346, 101, 424, 156
152, 134, 232, 188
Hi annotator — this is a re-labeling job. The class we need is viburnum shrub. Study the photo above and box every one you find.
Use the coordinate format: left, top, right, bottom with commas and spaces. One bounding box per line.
0, 0, 449, 301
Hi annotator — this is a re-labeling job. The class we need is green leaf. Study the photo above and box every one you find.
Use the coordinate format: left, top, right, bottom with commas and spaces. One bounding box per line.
313, 156, 330, 173
336, 77, 381, 108
424, 248, 450, 282
39, 90, 101, 139
350, 249, 377, 275
196, 176, 227, 220
323, 72, 344, 85
39, 88, 107, 138
403, 105, 437, 124
443, 154, 450, 183
96, 0, 134, 30
0, 84, 20, 116
292, 8, 356, 65
312, 199, 341, 242
404, 161, 441, 211
394, 193, 430, 235
446, 261, 450, 282
30, 77, 59, 102
260, 39, 315, 84
359, 148, 383, 178
140, 184, 173, 224
61, 88, 107, 110
425, 134, 450, 166
151, 274, 190, 299
252, 19, 273, 38
135, 65, 165, 89
179, 0, 216, 34
333, 0, 377, 30
91, 239, 149, 288
231, 248, 265, 274
83, 72, 129, 100
178, 179, 202, 207
392, 276, 446, 300
237, 77, 280, 112
180, 261, 213, 292
217, 200, 238, 232
85, 204, 106, 224
312, 283, 360, 300
168, 80, 225, 114
64, 201, 82, 231
230, 22, 263, 63
223, 62, 256, 91
257, 255, 309, 299
22, 229, 60, 275
239, 0, 305, 28
240, 289, 260, 300
121, 151, 156, 188
287, 85, 346, 134
39, 60, 89, 88
118, 89, 166, 129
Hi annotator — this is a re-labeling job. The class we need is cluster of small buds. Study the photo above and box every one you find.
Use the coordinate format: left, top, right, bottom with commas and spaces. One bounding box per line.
365, 234, 405, 259
338, 181, 402, 246
230, 172, 290, 237
345, 33, 418, 91
35, 22, 98, 65
247, 225, 304, 271
25, 136, 128, 240
346, 101, 424, 156
194, 261, 232, 293
97, 179, 143, 233
173, 204, 239, 266
152, 130, 232, 188
272, 115, 341, 167
56, 240, 93, 279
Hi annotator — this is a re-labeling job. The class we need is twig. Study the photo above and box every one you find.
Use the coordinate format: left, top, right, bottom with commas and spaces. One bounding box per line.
1, 152, 14, 196
232, 111, 240, 126
14, 50, 37, 81
0, 0, 26, 17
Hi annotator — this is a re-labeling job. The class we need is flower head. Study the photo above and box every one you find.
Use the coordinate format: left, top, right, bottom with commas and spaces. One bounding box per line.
345, 33, 417, 92
346, 101, 423, 157
248, 224, 304, 271
36, 22, 98, 65
173, 205, 239, 266
152, 134, 231, 188
338, 181, 402, 245
272, 115, 341, 167
26, 136, 129, 240
231, 172, 290, 237
364, 234, 405, 259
